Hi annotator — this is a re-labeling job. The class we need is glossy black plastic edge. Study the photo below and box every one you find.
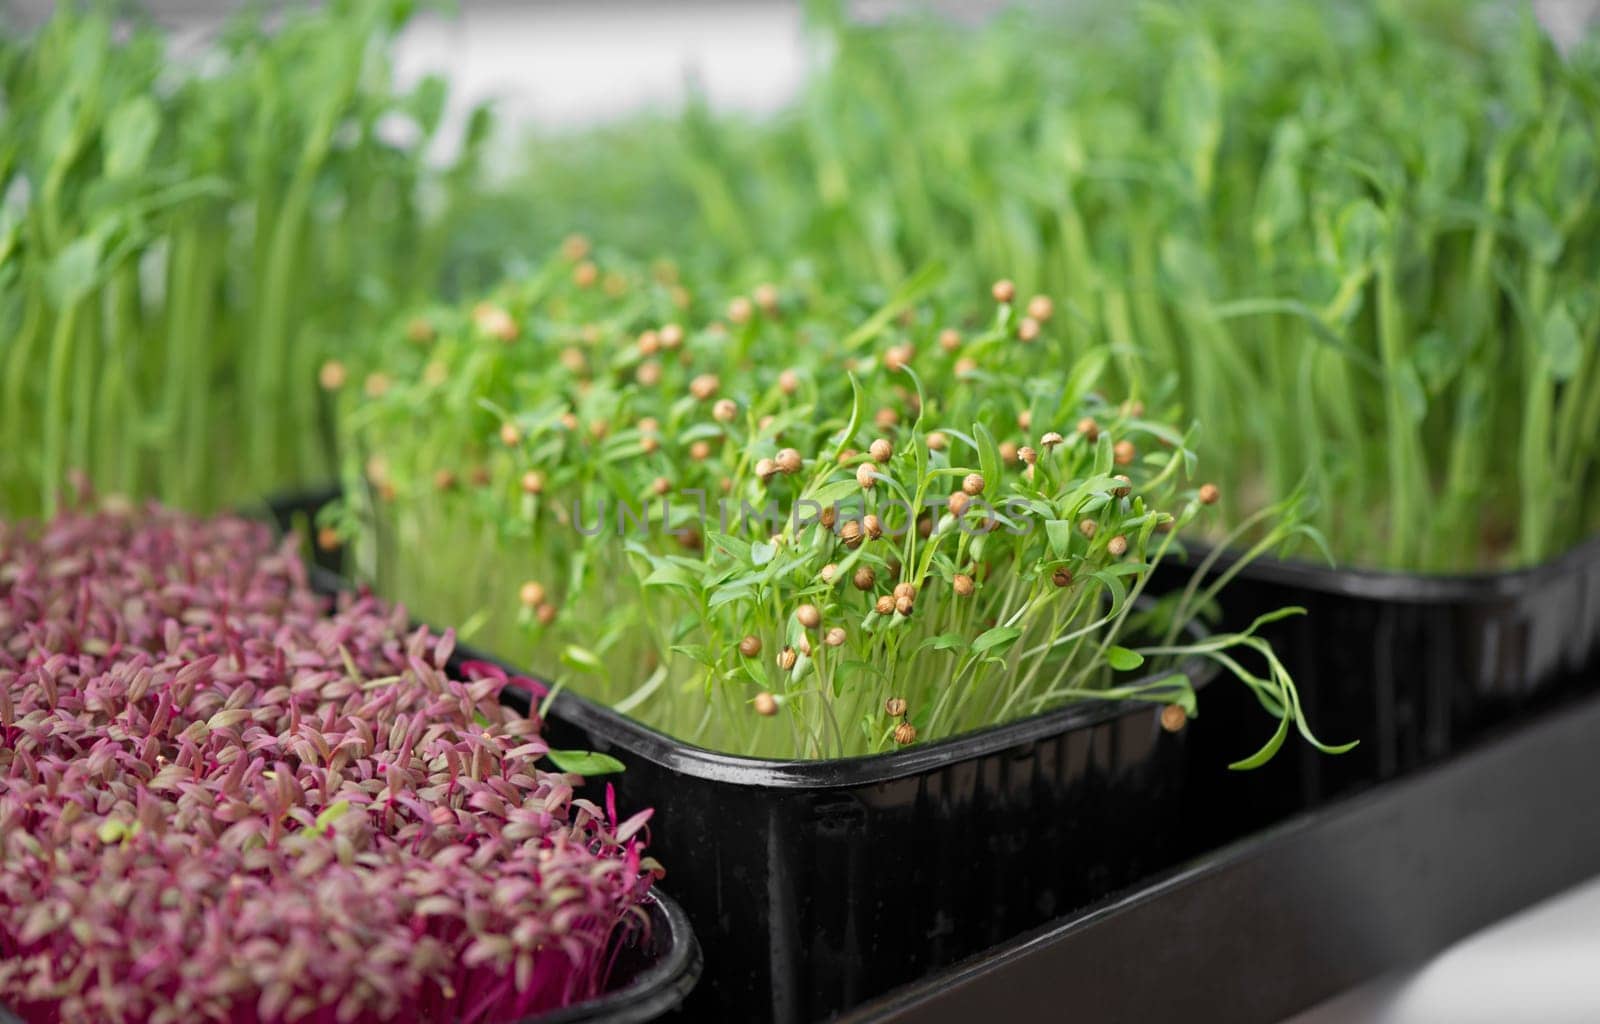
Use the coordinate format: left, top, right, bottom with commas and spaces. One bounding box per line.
835, 688, 1600, 1024
0, 893, 698, 1024
521, 892, 702, 1024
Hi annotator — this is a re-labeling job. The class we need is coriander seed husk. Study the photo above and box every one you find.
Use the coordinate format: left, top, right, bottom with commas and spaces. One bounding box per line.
777, 646, 798, 671
853, 566, 876, 591
689, 374, 720, 400
754, 692, 780, 716
1161, 705, 1188, 732
869, 438, 894, 463
796, 604, 822, 629
991, 279, 1016, 303
953, 573, 974, 596
885, 697, 908, 717
739, 635, 763, 657
1198, 483, 1221, 505
894, 721, 918, 745
962, 472, 985, 495
318, 360, 347, 391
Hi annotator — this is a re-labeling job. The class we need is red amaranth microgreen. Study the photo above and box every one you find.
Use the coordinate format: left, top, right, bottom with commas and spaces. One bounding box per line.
0, 498, 658, 1023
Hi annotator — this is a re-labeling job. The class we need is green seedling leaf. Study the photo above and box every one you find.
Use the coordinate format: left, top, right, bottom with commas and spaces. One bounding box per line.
1540, 305, 1581, 380
918, 633, 966, 653
1106, 646, 1145, 672
47, 232, 105, 308
1228, 708, 1291, 770
560, 645, 606, 675
971, 626, 1021, 655
1335, 199, 1387, 273
104, 96, 161, 179
304, 800, 351, 837
546, 749, 626, 776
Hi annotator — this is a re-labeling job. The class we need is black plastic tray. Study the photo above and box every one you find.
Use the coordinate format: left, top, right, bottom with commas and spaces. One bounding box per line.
1151, 537, 1600, 813
510, 661, 1201, 1024
837, 687, 1600, 1024
0, 891, 699, 1024
264, 489, 1221, 1023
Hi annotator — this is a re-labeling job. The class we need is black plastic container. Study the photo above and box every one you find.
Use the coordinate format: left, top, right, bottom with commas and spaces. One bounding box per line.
535, 892, 702, 1024
512, 664, 1205, 1024
0, 891, 700, 1024
1152, 537, 1600, 813
838, 687, 1600, 1024
263, 489, 1217, 1022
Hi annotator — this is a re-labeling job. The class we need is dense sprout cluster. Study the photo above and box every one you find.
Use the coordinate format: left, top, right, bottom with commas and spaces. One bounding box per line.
0, 502, 657, 1023
472, 0, 1600, 571
333, 247, 1339, 762
0, 1, 488, 517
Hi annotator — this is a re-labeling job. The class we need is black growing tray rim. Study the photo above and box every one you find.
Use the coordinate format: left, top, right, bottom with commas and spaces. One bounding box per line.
527, 890, 702, 1024
1172, 530, 1600, 603
312, 564, 1218, 793
0, 891, 699, 1024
